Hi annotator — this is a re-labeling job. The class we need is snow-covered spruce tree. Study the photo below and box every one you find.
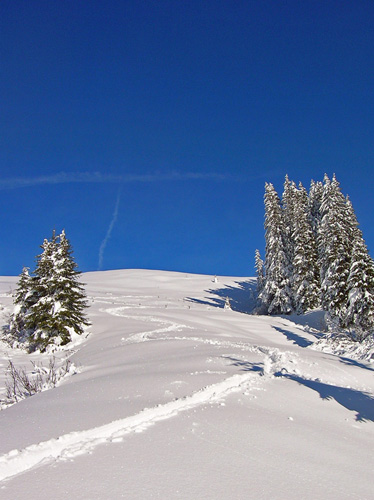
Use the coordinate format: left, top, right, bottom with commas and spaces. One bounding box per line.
308, 179, 323, 237
254, 249, 265, 295
318, 175, 354, 326
23, 230, 89, 351
52, 229, 90, 336
345, 234, 374, 340
281, 175, 297, 273
341, 198, 374, 339
258, 173, 374, 340
291, 183, 320, 313
7, 267, 37, 343
259, 183, 293, 314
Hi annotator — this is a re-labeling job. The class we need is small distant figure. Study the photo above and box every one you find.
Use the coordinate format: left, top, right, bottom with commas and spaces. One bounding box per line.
213, 275, 218, 283
224, 297, 232, 310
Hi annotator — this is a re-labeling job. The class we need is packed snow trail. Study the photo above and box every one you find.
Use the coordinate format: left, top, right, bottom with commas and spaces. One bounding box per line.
102, 309, 194, 343
0, 372, 259, 482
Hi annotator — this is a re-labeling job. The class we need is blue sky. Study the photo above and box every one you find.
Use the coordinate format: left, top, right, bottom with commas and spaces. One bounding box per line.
1, 1, 374, 277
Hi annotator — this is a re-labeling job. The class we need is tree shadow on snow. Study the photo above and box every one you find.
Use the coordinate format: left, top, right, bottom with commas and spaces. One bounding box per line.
272, 326, 313, 348
273, 327, 374, 377
186, 279, 257, 314
223, 356, 264, 373
225, 357, 374, 422
279, 374, 374, 422
339, 357, 374, 372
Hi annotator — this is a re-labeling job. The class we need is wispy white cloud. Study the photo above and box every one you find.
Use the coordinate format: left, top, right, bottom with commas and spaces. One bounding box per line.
98, 190, 121, 271
0, 171, 230, 190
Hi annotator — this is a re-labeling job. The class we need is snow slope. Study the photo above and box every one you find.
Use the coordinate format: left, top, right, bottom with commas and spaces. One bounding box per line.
0, 269, 373, 499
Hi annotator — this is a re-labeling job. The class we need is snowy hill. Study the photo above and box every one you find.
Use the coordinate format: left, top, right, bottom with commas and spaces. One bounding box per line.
0, 269, 373, 499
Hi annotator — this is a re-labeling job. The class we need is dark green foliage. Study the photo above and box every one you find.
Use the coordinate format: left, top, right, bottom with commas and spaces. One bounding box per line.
9, 230, 90, 352
7, 267, 37, 343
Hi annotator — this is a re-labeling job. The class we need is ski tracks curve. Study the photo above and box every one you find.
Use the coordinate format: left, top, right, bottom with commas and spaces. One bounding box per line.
103, 306, 194, 343
0, 305, 307, 482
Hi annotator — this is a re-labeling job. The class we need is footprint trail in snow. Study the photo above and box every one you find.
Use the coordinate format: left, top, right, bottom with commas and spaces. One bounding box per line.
0, 372, 261, 482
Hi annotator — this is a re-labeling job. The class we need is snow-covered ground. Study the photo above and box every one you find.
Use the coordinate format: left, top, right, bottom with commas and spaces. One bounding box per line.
0, 269, 373, 499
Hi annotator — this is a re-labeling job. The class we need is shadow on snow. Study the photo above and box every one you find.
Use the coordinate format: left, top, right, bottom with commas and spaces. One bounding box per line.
282, 374, 374, 423
272, 326, 314, 348
225, 356, 374, 423
224, 356, 264, 373
186, 278, 257, 314
338, 357, 374, 372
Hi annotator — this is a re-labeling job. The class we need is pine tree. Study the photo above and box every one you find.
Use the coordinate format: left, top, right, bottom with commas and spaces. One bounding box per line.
11, 230, 90, 352
309, 180, 323, 237
51, 229, 90, 337
8, 267, 36, 342
260, 183, 293, 314
318, 175, 354, 325
292, 183, 320, 313
254, 249, 265, 294
281, 175, 297, 272
345, 195, 361, 242
258, 172, 374, 341
311, 175, 374, 338
25, 232, 59, 348
345, 231, 374, 340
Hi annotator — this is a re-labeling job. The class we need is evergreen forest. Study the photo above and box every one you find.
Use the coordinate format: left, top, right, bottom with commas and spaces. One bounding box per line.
256, 174, 374, 342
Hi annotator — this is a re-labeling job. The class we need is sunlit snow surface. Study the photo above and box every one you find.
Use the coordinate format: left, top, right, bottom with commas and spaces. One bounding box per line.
0, 270, 373, 499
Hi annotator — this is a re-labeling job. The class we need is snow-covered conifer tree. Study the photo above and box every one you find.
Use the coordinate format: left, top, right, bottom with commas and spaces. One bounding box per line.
7, 267, 36, 342
345, 235, 374, 340
342, 199, 374, 339
13, 230, 89, 352
318, 175, 353, 325
254, 249, 265, 295
259, 183, 293, 314
292, 183, 320, 313
51, 229, 90, 337
309, 180, 323, 236
281, 175, 297, 274
25, 232, 59, 348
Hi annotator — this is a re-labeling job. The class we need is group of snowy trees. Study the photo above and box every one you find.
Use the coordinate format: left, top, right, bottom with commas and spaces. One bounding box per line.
5, 230, 89, 352
256, 174, 374, 341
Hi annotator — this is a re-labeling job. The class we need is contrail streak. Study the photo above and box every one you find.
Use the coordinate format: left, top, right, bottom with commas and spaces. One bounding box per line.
0, 171, 232, 190
98, 191, 121, 271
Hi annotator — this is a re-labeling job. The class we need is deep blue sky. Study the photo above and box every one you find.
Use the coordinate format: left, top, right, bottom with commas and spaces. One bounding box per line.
1, 1, 374, 277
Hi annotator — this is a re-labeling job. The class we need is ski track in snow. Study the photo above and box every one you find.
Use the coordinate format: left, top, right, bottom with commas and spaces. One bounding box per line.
103, 302, 373, 394
0, 304, 300, 483
0, 372, 261, 483
3, 290, 370, 485
104, 304, 300, 377
103, 306, 195, 343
